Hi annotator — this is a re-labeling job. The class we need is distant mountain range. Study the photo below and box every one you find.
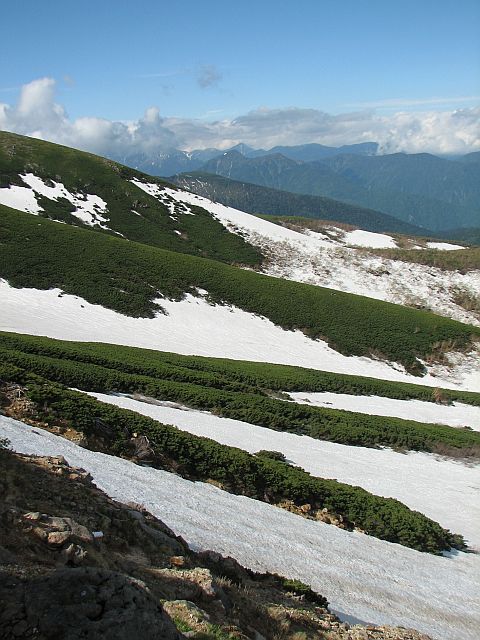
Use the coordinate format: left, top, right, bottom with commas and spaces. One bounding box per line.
114, 141, 378, 180
113, 141, 480, 231
459, 151, 480, 164
229, 141, 380, 162
198, 150, 480, 231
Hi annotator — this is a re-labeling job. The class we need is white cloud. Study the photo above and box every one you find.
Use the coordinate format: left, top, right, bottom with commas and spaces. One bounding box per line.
1, 78, 479, 157
346, 96, 480, 109
1, 78, 67, 140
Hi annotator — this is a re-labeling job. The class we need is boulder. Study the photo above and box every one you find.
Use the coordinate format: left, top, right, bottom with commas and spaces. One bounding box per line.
0, 567, 183, 640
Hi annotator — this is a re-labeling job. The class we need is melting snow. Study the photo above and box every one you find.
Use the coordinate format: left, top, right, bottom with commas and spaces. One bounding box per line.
87, 391, 480, 549
288, 391, 480, 431
2, 415, 479, 640
20, 173, 110, 229
167, 188, 333, 247
164, 189, 480, 326
1, 280, 478, 391
0, 184, 42, 213
426, 242, 464, 251
343, 229, 397, 249
0, 173, 110, 229
130, 178, 194, 218
129, 178, 163, 199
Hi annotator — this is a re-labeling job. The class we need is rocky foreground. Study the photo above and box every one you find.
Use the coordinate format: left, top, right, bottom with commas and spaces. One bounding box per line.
0, 445, 432, 640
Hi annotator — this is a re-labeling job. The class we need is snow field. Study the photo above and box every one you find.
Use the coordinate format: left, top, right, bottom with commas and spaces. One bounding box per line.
1, 280, 478, 391
160, 185, 480, 326
86, 392, 480, 549
2, 415, 479, 640
288, 391, 480, 431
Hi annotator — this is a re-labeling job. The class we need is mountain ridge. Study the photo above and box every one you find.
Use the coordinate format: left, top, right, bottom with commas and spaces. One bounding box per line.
199, 150, 480, 230
171, 171, 429, 235
1, 132, 478, 378
110, 140, 380, 176
0, 131, 262, 266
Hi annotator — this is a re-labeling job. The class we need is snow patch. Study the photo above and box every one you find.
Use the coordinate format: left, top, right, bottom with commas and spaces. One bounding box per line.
288, 391, 480, 431
167, 188, 333, 247
130, 179, 194, 218
427, 242, 464, 251
3, 415, 479, 640
20, 173, 110, 229
0, 184, 42, 213
129, 177, 163, 199
0, 173, 110, 229
343, 229, 397, 249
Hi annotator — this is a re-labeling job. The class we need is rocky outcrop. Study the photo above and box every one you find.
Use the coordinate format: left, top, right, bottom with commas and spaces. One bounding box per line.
0, 568, 183, 640
276, 499, 352, 530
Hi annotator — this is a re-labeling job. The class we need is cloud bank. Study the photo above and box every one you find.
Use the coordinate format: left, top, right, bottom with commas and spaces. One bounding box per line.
1, 78, 479, 157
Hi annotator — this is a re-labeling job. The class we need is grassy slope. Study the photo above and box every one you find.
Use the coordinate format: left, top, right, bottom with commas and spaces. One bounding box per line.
1, 207, 479, 373
2, 331, 480, 407
0, 363, 465, 553
1, 333, 479, 457
370, 246, 480, 272
0, 131, 261, 266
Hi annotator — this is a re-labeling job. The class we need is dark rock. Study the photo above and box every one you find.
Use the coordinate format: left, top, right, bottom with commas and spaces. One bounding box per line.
0, 545, 17, 564
139, 522, 184, 554
197, 550, 250, 584
0, 568, 183, 639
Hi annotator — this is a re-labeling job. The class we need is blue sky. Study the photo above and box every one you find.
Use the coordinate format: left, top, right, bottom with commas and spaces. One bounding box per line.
1, 0, 479, 153
2, 0, 479, 120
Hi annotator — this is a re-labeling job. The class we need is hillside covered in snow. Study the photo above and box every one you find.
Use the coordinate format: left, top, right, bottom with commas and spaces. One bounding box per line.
1, 132, 479, 640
